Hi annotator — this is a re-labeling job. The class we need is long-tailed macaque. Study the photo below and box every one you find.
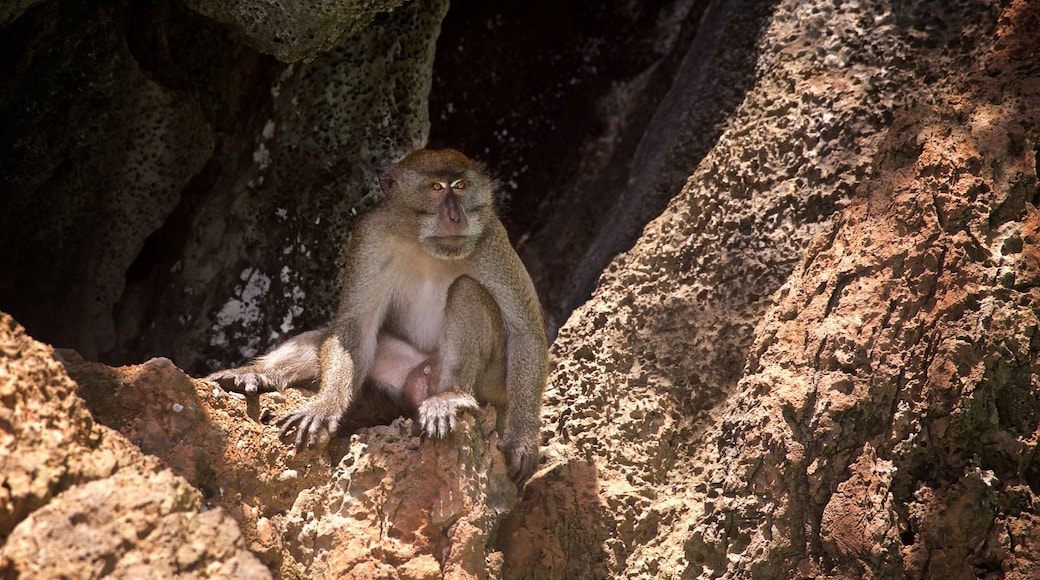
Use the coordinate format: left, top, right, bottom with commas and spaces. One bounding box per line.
206, 149, 548, 483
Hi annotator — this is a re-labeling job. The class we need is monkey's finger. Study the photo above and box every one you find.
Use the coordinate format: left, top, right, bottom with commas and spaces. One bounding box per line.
423, 417, 441, 438
208, 370, 258, 395
203, 371, 223, 383
432, 414, 452, 438
498, 440, 534, 483
418, 415, 433, 437
518, 455, 537, 483
295, 417, 313, 450
277, 413, 301, 439
205, 371, 234, 390
506, 454, 522, 480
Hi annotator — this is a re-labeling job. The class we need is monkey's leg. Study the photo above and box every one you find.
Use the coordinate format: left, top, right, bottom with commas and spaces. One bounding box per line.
368, 333, 438, 412
416, 275, 506, 438
206, 329, 326, 394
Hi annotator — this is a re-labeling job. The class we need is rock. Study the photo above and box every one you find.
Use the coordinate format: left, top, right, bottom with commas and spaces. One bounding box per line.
0, 0, 44, 27
3, 311, 517, 577
63, 353, 333, 574
0, 0, 448, 373
281, 411, 515, 578
700, 26, 1040, 571
504, 0, 1040, 578
182, 0, 408, 63
0, 313, 98, 538
0, 312, 267, 577
57, 340, 515, 578
2, 469, 270, 579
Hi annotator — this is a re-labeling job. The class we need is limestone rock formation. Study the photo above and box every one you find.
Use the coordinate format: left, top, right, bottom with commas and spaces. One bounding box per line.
0, 314, 269, 577
281, 413, 515, 578
181, 0, 408, 63
505, 0, 1040, 577
2, 0, 1040, 578
0, 0, 447, 372
2, 314, 515, 578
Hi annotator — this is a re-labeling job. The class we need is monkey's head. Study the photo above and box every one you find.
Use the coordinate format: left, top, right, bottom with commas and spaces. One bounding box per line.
378, 149, 498, 260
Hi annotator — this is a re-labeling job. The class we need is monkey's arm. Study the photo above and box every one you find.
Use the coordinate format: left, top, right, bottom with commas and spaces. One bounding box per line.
415, 275, 497, 438
275, 332, 363, 449
480, 228, 549, 484
498, 314, 549, 483
277, 231, 389, 449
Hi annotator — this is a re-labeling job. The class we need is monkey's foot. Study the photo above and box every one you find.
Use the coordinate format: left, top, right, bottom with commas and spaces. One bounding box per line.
417, 392, 479, 438
276, 400, 342, 450
498, 435, 539, 485
205, 367, 276, 395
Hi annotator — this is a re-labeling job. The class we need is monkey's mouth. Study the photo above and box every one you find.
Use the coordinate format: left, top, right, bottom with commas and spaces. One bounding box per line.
425, 236, 473, 259
426, 235, 469, 247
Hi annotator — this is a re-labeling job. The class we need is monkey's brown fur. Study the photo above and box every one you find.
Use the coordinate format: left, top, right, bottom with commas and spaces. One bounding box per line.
207, 149, 548, 483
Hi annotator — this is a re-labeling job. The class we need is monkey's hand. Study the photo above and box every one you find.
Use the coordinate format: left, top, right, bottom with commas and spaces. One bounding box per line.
498, 434, 539, 485
276, 398, 343, 450
417, 392, 479, 438
206, 367, 277, 395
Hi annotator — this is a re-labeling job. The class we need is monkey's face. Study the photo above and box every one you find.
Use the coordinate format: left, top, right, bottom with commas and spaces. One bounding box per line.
379, 149, 497, 261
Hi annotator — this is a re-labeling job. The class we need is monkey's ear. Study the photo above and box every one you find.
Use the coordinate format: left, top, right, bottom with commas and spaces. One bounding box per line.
474, 161, 504, 205
376, 165, 398, 199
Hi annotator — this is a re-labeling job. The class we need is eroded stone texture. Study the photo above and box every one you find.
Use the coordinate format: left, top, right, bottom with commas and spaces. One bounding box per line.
505, 0, 1038, 578
0, 313, 98, 538
282, 410, 516, 579
0, 313, 268, 578
3, 469, 270, 579
0, 0, 213, 360
183, 0, 408, 63
0, 0, 448, 375
60, 350, 516, 578
688, 2, 1040, 572
0, 0, 44, 26
63, 353, 333, 573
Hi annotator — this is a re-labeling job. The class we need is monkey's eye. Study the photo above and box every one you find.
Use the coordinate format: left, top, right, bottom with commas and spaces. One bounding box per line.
431, 182, 445, 191
451, 179, 466, 190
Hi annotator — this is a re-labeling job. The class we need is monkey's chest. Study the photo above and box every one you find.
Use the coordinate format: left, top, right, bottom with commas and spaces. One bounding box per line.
385, 274, 453, 352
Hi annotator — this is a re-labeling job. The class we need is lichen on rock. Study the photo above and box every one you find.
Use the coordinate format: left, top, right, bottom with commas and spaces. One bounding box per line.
183, 0, 409, 63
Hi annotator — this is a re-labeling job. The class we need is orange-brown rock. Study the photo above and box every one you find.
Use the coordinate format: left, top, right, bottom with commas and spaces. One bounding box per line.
0, 313, 268, 577
3, 0, 1040, 578
57, 343, 515, 578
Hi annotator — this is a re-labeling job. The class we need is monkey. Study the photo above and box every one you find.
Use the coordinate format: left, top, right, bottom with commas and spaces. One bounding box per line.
206, 148, 548, 484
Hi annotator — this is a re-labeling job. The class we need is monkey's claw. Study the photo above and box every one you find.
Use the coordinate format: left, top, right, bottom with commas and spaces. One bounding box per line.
498, 436, 539, 485
417, 393, 479, 438
206, 368, 268, 395
276, 404, 340, 450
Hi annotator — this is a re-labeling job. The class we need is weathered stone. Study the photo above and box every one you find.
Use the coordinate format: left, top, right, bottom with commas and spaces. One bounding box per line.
58, 347, 515, 578
0, 313, 268, 577
281, 410, 516, 578
183, 0, 407, 63
0, 0, 448, 375
2, 469, 270, 579
504, 0, 1040, 577
0, 0, 44, 27
0, 313, 97, 538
